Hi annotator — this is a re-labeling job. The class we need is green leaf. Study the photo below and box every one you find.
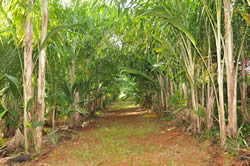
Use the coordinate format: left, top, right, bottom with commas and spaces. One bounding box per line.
168, 94, 178, 107
0, 74, 5, 80
26, 120, 32, 128
0, 86, 9, 96
0, 104, 4, 112
152, 35, 176, 57
7, 120, 18, 128
172, 106, 187, 115
139, 7, 196, 46
190, 107, 207, 118
154, 47, 163, 53
26, 98, 33, 113
32, 121, 44, 128
5, 75, 19, 90
8, 108, 19, 120
72, 108, 86, 115
0, 110, 8, 120
120, 67, 160, 88
62, 81, 73, 103
40, 24, 84, 51
57, 91, 66, 102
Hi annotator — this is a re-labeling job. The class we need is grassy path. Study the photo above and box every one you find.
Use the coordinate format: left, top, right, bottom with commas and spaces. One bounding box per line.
30, 104, 229, 166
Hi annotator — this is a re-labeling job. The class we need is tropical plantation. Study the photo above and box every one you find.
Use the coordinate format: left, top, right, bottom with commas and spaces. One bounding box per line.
0, 0, 249, 165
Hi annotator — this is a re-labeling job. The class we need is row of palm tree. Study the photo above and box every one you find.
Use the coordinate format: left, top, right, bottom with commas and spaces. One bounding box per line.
120, 0, 249, 146
0, 0, 249, 155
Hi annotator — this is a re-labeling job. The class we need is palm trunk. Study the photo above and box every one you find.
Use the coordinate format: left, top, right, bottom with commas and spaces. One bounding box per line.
224, 0, 237, 137
159, 75, 165, 110
170, 81, 174, 96
206, 25, 214, 129
23, 0, 34, 153
165, 77, 169, 109
35, 0, 48, 150
52, 108, 55, 131
207, 83, 215, 129
73, 91, 80, 125
71, 0, 81, 127
201, 80, 205, 107
241, 44, 249, 122
71, 57, 81, 127
182, 83, 188, 107
187, 40, 200, 132
200, 76, 205, 128
190, 82, 199, 132
216, 0, 226, 145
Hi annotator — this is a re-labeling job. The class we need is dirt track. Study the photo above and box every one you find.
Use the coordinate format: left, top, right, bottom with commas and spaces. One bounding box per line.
27, 108, 231, 166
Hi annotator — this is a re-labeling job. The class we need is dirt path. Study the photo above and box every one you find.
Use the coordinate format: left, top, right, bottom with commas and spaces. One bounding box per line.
29, 107, 230, 166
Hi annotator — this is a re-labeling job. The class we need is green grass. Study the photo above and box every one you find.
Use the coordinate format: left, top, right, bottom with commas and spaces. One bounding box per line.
107, 100, 138, 110
72, 143, 94, 162
41, 112, 214, 166
97, 122, 157, 139
72, 120, 160, 165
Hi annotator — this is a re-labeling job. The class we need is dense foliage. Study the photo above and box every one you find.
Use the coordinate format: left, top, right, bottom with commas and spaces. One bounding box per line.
0, 0, 249, 153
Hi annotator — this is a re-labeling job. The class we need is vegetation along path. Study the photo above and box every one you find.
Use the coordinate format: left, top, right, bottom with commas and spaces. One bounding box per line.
29, 105, 230, 166
0, 0, 249, 165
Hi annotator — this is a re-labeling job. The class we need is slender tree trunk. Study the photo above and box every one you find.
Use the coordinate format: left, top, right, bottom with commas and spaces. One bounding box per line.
224, 0, 237, 137
182, 83, 188, 107
207, 83, 215, 129
165, 77, 169, 109
167, 79, 172, 100
206, 25, 214, 129
71, 57, 81, 127
200, 78, 206, 128
170, 81, 174, 96
71, 0, 81, 127
181, 82, 189, 121
216, 0, 226, 145
52, 108, 55, 131
201, 81, 205, 107
159, 75, 165, 110
34, 0, 48, 150
207, 55, 214, 129
71, 57, 75, 87
187, 40, 200, 132
241, 44, 249, 122
190, 82, 199, 132
23, 0, 34, 153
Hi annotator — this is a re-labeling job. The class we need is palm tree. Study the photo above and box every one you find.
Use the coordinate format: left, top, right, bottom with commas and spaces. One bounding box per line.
224, 0, 237, 137
23, 0, 34, 153
35, 0, 48, 150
